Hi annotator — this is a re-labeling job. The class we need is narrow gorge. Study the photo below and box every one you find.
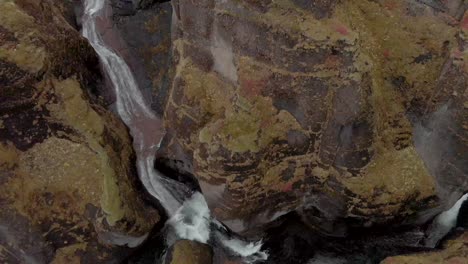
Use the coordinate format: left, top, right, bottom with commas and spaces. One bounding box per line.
0, 0, 467, 263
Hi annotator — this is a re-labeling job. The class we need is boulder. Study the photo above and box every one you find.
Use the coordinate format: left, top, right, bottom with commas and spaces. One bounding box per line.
165, 240, 213, 264
159, 0, 468, 234
111, 0, 174, 116
381, 231, 468, 264
0, 0, 159, 262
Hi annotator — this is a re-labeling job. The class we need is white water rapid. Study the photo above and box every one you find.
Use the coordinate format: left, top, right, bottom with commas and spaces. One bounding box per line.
425, 193, 468, 247
81, 0, 267, 262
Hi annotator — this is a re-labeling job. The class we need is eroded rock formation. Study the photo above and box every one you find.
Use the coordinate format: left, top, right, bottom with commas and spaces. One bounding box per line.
1, 0, 467, 263
0, 0, 159, 262
382, 231, 468, 264
165, 240, 214, 264
160, 0, 467, 235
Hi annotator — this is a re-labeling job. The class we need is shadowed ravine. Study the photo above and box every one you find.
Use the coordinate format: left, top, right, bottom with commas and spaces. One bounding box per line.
81, 0, 267, 262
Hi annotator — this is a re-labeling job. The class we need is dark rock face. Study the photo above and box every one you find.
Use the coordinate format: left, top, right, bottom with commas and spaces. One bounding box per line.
111, 0, 169, 16
2, 0, 463, 262
158, 0, 468, 235
111, 0, 174, 116
382, 230, 468, 264
0, 0, 159, 262
263, 213, 434, 264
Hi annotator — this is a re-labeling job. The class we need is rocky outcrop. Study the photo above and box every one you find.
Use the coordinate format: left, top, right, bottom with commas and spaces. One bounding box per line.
381, 231, 468, 264
111, 0, 174, 116
165, 240, 213, 264
160, 0, 468, 234
0, 0, 159, 262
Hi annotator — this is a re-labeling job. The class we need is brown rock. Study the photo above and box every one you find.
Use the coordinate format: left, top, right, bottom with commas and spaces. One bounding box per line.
165, 240, 213, 264
0, 0, 159, 262
381, 231, 468, 264
159, 0, 468, 234
112, 0, 174, 116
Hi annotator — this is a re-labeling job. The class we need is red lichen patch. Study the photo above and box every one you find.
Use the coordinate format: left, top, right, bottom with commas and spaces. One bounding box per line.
211, 120, 225, 135
461, 14, 468, 30
324, 55, 342, 69
335, 25, 349, 35
383, 49, 391, 58
447, 257, 467, 264
382, 258, 396, 264
260, 117, 272, 129
240, 78, 267, 98
383, 0, 399, 11
452, 49, 463, 59
282, 182, 293, 192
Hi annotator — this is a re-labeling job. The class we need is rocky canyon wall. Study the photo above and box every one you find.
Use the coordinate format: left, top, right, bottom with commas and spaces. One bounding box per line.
0, 0, 159, 262
160, 0, 468, 235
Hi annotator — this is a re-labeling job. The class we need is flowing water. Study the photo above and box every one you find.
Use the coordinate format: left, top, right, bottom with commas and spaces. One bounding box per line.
81, 0, 267, 262
425, 193, 468, 247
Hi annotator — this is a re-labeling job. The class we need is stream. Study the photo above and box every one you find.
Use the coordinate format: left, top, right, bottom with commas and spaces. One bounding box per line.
81, 0, 267, 263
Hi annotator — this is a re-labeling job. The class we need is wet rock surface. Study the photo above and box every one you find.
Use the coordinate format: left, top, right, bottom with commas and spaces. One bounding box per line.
1, 0, 468, 263
111, 0, 173, 116
264, 213, 432, 264
0, 0, 159, 262
159, 0, 468, 236
382, 230, 468, 264
165, 240, 213, 264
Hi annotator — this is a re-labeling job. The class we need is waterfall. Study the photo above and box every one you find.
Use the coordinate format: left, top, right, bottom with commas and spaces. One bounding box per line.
81, 0, 267, 262
425, 193, 468, 247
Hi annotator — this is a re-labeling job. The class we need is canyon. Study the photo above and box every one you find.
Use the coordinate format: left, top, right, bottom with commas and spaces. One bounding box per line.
0, 0, 467, 263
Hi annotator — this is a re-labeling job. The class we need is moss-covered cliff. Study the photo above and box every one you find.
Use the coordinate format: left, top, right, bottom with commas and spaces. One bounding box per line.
0, 0, 159, 262
161, 0, 467, 235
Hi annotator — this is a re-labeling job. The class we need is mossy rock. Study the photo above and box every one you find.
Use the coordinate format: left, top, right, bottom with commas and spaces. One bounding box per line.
165, 240, 213, 264
0, 0, 160, 262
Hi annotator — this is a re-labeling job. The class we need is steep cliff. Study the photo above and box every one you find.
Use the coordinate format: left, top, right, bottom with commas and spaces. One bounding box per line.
160, 0, 467, 235
0, 0, 159, 262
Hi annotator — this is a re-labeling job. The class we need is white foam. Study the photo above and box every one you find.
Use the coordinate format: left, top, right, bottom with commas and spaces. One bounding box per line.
437, 193, 468, 227
168, 192, 211, 243
221, 238, 265, 257
82, 1, 268, 260
98, 231, 149, 248
425, 193, 468, 247
84, 0, 104, 15
216, 232, 268, 263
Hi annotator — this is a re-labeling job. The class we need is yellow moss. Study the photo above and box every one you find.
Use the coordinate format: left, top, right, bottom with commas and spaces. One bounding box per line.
182, 61, 233, 118
257, 0, 357, 45
101, 167, 125, 225
50, 78, 104, 137
221, 109, 261, 153
169, 240, 212, 264
0, 1, 36, 37
196, 90, 301, 154
343, 147, 436, 205
0, 142, 18, 169
8, 137, 102, 221
0, 1, 46, 72
0, 43, 46, 73
196, 56, 304, 153
337, 0, 455, 87
261, 110, 302, 146
330, 0, 458, 154
43, 78, 124, 226
51, 243, 87, 264
311, 166, 330, 183
261, 158, 302, 188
